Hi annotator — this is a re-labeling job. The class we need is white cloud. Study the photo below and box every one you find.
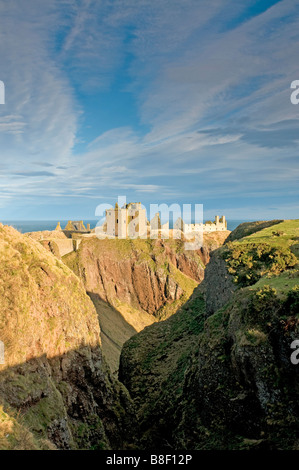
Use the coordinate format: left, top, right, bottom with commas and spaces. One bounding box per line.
0, 1, 77, 169
0, 0, 298, 220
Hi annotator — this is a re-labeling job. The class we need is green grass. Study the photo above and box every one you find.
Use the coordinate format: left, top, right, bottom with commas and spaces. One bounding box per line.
223, 219, 299, 287
254, 270, 299, 294
0, 404, 54, 450
226, 220, 283, 242
241, 219, 299, 250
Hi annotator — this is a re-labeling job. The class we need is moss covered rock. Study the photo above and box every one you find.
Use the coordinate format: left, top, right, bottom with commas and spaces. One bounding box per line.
0, 224, 134, 449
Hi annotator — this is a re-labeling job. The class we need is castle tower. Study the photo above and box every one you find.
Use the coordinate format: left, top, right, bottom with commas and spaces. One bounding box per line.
215, 215, 219, 225
105, 201, 147, 238
55, 222, 62, 231
219, 215, 227, 229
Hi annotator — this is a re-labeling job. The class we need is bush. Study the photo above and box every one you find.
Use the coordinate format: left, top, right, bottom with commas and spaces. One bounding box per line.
223, 242, 297, 287
272, 231, 285, 237
284, 285, 299, 315
243, 285, 281, 324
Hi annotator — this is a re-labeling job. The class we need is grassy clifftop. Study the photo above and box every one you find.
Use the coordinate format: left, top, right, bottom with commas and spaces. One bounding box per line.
226, 220, 283, 242
222, 219, 299, 289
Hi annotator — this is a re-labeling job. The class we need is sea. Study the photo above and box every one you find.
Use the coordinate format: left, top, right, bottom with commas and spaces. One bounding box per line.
0, 219, 249, 233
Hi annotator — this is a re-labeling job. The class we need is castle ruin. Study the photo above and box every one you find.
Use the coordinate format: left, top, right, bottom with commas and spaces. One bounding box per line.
174, 215, 227, 233
54, 205, 227, 247
102, 202, 227, 237
56, 220, 91, 235
105, 202, 148, 238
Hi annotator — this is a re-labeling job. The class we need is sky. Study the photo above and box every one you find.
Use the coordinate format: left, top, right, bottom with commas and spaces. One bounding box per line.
0, 0, 299, 221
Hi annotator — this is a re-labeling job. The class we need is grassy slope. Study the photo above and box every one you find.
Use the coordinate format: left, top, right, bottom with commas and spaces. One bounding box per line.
89, 295, 139, 373
236, 219, 299, 250
0, 225, 99, 367
225, 220, 283, 242
0, 405, 55, 450
222, 219, 299, 290
120, 219, 299, 450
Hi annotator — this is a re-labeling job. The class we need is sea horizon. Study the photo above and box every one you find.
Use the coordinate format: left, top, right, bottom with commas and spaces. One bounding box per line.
0, 219, 253, 234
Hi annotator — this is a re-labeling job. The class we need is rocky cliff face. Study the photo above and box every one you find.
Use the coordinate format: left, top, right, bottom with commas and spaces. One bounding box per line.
120, 286, 299, 450
119, 220, 299, 450
64, 238, 204, 315
3, 219, 297, 450
0, 224, 134, 450
202, 249, 237, 317
63, 233, 229, 371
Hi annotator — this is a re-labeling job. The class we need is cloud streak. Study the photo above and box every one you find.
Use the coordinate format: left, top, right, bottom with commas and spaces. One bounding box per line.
0, 0, 298, 220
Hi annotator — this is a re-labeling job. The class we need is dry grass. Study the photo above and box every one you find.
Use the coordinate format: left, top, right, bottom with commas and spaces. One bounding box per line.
0, 224, 100, 370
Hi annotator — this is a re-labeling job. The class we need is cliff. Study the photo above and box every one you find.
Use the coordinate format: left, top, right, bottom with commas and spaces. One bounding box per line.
2, 218, 297, 450
63, 233, 229, 371
119, 220, 299, 450
0, 224, 134, 450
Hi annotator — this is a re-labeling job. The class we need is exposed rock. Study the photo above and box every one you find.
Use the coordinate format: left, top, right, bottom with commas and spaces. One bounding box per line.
0, 224, 135, 450
63, 235, 228, 371
64, 238, 204, 315
119, 221, 299, 450
202, 249, 237, 317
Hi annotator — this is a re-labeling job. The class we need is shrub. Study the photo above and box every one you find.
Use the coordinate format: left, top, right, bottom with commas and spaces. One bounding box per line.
245, 285, 281, 323
284, 285, 299, 315
224, 242, 297, 287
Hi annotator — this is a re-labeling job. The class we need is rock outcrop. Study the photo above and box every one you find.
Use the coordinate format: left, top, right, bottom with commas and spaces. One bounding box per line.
63, 234, 229, 371
0, 224, 134, 450
64, 238, 205, 315
119, 220, 299, 450
202, 250, 237, 317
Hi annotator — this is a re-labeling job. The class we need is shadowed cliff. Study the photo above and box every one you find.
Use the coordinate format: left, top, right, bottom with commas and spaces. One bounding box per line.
0, 224, 135, 449
119, 220, 299, 450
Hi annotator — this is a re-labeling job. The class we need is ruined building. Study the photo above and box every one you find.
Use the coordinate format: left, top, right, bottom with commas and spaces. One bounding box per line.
174, 215, 227, 233
55, 220, 91, 237
105, 203, 148, 238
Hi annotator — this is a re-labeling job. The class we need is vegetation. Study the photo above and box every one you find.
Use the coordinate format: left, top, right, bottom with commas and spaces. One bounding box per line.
0, 224, 133, 450
63, 236, 207, 370
119, 289, 206, 449
119, 219, 299, 450
222, 220, 299, 287
226, 220, 283, 242
2, 218, 298, 450
0, 404, 55, 450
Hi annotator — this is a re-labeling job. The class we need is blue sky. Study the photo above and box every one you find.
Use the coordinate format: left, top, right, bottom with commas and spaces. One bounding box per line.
0, 0, 298, 221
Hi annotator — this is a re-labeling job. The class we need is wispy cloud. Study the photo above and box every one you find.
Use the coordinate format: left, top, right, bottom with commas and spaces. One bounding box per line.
0, 0, 298, 219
